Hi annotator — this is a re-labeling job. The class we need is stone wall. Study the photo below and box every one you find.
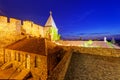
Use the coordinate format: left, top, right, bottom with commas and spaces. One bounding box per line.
22, 21, 44, 38
47, 46, 66, 74
0, 16, 8, 31
9, 18, 21, 34
32, 23, 44, 37
0, 16, 21, 34
48, 46, 73, 80
44, 27, 51, 39
0, 16, 44, 38
72, 47, 120, 57
22, 21, 33, 35
47, 46, 120, 80
30, 53, 47, 80
0, 16, 7, 23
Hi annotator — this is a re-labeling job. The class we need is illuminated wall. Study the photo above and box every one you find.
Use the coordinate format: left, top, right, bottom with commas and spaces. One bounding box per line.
9, 18, 21, 34
0, 16, 21, 34
22, 21, 44, 38
32, 23, 44, 37
22, 21, 33, 35
0, 16, 60, 40
0, 16, 8, 31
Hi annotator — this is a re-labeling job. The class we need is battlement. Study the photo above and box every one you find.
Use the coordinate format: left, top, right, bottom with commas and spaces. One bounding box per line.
0, 16, 44, 37
0, 16, 22, 24
0, 16, 8, 23
23, 21, 33, 27
0, 14, 59, 40
22, 20, 44, 37
9, 18, 21, 25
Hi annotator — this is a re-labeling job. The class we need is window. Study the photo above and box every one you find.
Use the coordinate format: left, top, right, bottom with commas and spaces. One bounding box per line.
18, 53, 20, 62
14, 52, 16, 60
35, 56, 37, 67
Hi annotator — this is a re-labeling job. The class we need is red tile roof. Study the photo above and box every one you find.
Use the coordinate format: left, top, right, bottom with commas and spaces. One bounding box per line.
6, 38, 46, 55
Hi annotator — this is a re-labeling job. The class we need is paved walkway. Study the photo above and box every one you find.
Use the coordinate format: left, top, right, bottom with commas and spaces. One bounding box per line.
65, 53, 120, 80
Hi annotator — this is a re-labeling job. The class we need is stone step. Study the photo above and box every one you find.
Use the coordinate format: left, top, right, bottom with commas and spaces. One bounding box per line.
13, 69, 30, 79
0, 62, 12, 70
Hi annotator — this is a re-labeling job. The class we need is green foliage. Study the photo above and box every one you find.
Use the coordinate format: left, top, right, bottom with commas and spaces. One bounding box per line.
49, 27, 60, 41
107, 41, 113, 48
84, 40, 93, 47
87, 40, 93, 45
111, 37, 115, 44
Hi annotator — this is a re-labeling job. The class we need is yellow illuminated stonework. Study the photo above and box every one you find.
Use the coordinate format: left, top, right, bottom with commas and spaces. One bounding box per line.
0, 12, 120, 80
0, 12, 60, 80
0, 11, 60, 41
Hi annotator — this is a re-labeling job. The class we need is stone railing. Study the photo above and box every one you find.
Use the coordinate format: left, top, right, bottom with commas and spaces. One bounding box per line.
48, 46, 73, 80
72, 46, 120, 57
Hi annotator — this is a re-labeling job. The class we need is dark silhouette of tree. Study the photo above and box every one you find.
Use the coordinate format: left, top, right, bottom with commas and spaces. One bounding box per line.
111, 37, 115, 44
79, 37, 82, 40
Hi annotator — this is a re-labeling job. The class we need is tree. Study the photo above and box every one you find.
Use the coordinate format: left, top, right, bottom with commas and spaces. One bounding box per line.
111, 37, 115, 44
79, 37, 82, 40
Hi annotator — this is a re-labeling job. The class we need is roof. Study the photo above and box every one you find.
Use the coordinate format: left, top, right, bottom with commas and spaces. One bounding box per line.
6, 38, 46, 56
45, 11, 57, 29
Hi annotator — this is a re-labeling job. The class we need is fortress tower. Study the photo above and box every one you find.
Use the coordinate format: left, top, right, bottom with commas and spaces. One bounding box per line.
44, 11, 60, 41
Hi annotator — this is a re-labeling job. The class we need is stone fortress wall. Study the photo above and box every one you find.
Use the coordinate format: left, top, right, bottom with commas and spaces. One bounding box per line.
47, 46, 120, 80
0, 16, 21, 34
22, 21, 44, 37
48, 46, 73, 80
0, 16, 44, 38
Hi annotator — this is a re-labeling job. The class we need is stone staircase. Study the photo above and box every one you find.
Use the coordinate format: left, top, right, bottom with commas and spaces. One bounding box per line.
13, 69, 30, 79
0, 62, 13, 70
0, 62, 31, 79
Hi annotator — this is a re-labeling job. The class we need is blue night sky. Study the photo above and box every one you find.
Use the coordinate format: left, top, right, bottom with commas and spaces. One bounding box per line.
0, 0, 120, 39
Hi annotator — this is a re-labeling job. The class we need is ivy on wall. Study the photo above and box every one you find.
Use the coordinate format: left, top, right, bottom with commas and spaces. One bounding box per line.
46, 27, 60, 41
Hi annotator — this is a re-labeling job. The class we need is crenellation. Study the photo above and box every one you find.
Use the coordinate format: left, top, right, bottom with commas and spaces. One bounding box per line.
0, 16, 8, 31
23, 20, 33, 26
22, 21, 33, 35
8, 18, 22, 34
9, 18, 21, 24
0, 14, 59, 40
0, 16, 8, 23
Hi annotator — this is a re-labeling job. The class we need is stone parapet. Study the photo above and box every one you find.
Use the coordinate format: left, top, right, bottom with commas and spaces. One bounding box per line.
0, 16, 7, 23
72, 47, 120, 57
48, 46, 73, 80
